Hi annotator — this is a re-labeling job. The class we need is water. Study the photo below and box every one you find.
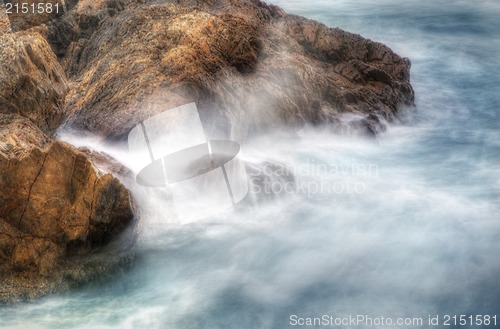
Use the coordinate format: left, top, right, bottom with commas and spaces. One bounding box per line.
2, 1, 500, 328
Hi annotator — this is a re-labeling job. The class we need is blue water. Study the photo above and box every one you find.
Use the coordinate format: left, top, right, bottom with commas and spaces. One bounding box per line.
2, 1, 500, 328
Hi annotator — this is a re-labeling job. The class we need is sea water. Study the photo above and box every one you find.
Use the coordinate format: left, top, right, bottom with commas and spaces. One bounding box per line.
1, 1, 499, 328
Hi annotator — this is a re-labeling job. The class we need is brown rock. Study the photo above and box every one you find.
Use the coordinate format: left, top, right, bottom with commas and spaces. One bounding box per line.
10, 237, 62, 276
0, 116, 137, 303
1, 19, 138, 302
0, 3, 11, 35
53, 0, 414, 140
1, 139, 134, 245
58, 3, 262, 139
0, 31, 68, 134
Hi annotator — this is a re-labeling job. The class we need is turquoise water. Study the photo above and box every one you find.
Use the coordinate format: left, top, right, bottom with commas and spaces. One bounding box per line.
2, 1, 500, 328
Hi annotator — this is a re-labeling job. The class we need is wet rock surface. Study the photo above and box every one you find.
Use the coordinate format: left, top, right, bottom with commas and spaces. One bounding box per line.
3, 0, 413, 140
0, 115, 137, 303
0, 30, 68, 134
0, 15, 136, 303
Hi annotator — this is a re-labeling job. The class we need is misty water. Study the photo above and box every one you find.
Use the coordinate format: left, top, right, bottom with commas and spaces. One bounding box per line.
2, 0, 500, 328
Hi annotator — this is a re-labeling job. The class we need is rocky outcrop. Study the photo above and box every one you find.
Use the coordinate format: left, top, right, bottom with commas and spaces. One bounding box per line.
0, 20, 136, 303
1, 0, 415, 302
0, 31, 68, 134
0, 115, 137, 303
60, 1, 266, 139
23, 0, 413, 140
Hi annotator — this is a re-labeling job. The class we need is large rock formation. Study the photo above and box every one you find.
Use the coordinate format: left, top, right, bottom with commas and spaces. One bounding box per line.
1, 0, 414, 302
22, 0, 413, 140
0, 115, 138, 301
0, 31, 68, 134
0, 18, 137, 303
0, 118, 136, 302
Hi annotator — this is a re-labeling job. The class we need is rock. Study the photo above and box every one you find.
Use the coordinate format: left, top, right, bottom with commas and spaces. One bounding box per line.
0, 114, 51, 154
55, 2, 262, 139
0, 116, 137, 303
0, 31, 68, 134
0, 3, 11, 35
0, 24, 137, 303
51, 0, 414, 140
3, 0, 414, 139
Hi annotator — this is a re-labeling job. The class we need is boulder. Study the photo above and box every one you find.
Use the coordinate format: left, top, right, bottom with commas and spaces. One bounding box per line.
0, 31, 68, 134
0, 21, 137, 302
3, 0, 414, 139
52, 0, 414, 140
0, 116, 137, 303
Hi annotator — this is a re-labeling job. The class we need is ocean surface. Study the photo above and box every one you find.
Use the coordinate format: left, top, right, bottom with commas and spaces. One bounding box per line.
2, 0, 500, 328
